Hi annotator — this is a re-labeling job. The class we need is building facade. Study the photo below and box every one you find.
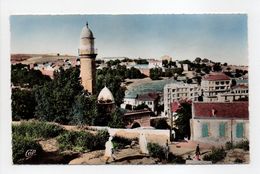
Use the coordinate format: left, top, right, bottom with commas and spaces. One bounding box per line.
190, 101, 249, 145
201, 72, 231, 102
163, 83, 201, 117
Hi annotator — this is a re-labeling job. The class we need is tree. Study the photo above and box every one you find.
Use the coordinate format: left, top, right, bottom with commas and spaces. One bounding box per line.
150, 68, 163, 80
174, 101, 192, 139
162, 60, 169, 68
70, 94, 97, 126
195, 57, 201, 64
34, 67, 84, 124
108, 108, 125, 128
212, 63, 222, 72
11, 89, 36, 121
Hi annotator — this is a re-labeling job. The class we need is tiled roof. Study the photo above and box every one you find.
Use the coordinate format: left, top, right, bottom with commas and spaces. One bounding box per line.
193, 101, 248, 119
232, 84, 248, 89
136, 92, 159, 101
202, 72, 231, 81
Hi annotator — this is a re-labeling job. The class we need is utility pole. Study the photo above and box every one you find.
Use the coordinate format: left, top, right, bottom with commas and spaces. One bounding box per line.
169, 90, 173, 142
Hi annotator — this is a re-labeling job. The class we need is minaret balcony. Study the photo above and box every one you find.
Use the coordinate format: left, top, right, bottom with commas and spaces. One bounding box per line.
78, 49, 98, 55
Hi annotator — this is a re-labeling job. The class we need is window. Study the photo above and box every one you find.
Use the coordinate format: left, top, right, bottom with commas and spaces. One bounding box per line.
172, 89, 175, 92
221, 81, 224, 85
202, 123, 209, 137
216, 82, 219, 85
226, 81, 229, 84
236, 123, 244, 138
219, 123, 226, 137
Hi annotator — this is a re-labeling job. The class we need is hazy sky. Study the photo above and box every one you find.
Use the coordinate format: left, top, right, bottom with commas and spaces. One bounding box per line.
11, 14, 248, 65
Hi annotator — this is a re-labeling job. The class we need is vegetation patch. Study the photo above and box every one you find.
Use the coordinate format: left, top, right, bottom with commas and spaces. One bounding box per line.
12, 134, 43, 164
12, 121, 65, 139
203, 147, 226, 163
57, 129, 109, 152
112, 136, 138, 150
225, 140, 249, 151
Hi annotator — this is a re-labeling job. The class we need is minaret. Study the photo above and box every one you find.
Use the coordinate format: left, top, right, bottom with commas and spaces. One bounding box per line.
78, 22, 97, 94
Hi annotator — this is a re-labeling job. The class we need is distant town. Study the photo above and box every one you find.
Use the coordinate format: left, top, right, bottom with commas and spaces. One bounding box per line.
11, 21, 249, 165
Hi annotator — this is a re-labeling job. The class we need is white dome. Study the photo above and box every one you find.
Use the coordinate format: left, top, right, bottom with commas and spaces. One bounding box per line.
98, 86, 115, 103
80, 23, 94, 39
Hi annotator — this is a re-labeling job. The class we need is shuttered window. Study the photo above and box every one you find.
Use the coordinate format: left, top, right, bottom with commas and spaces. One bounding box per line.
219, 123, 226, 137
236, 123, 244, 138
202, 123, 209, 137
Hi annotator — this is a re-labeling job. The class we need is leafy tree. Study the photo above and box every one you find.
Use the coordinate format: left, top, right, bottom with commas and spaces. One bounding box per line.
70, 94, 97, 125
34, 67, 84, 124
195, 57, 201, 64
150, 68, 163, 80
186, 79, 193, 84
212, 62, 222, 72
174, 101, 192, 139
11, 88, 36, 120
108, 108, 125, 128
11, 63, 51, 88
134, 103, 149, 110
134, 58, 148, 64
162, 60, 169, 68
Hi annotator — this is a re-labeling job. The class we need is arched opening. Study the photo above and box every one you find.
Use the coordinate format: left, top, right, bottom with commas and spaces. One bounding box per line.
131, 122, 141, 129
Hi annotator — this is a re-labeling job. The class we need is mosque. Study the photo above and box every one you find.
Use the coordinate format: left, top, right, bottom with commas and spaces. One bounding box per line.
78, 22, 115, 105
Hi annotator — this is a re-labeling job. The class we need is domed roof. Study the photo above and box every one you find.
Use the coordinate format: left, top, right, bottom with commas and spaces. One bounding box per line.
98, 86, 115, 103
80, 22, 94, 39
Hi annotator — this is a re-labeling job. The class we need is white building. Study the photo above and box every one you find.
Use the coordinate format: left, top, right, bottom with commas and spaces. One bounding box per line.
201, 72, 231, 102
148, 59, 163, 69
163, 82, 201, 117
217, 84, 248, 102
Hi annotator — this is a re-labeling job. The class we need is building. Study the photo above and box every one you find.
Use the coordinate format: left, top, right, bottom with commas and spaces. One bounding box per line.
217, 84, 248, 102
124, 109, 152, 128
190, 101, 249, 145
78, 22, 97, 94
135, 93, 159, 113
163, 82, 201, 117
148, 59, 163, 69
97, 86, 116, 113
201, 72, 231, 102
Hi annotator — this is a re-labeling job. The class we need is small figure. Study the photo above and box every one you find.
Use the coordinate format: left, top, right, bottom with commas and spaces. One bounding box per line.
186, 155, 192, 160
104, 136, 115, 163
139, 133, 149, 154
195, 144, 201, 160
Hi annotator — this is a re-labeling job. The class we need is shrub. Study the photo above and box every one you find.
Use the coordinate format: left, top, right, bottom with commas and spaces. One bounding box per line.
151, 118, 170, 129
235, 140, 249, 151
112, 136, 137, 150
234, 158, 243, 163
12, 134, 43, 164
225, 141, 233, 150
12, 121, 64, 139
203, 147, 226, 163
57, 129, 109, 152
147, 143, 165, 160
168, 153, 185, 164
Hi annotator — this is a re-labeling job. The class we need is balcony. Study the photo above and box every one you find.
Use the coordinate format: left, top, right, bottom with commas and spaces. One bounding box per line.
78, 49, 98, 55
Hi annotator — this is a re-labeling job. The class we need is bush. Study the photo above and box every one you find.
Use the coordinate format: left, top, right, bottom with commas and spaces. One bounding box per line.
203, 147, 226, 163
225, 141, 233, 150
234, 158, 243, 163
57, 129, 109, 152
147, 143, 165, 160
12, 134, 43, 164
112, 136, 137, 150
151, 118, 170, 129
235, 140, 249, 151
12, 121, 65, 139
168, 153, 185, 164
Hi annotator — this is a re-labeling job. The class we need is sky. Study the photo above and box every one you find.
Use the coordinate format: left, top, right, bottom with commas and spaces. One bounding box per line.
11, 14, 248, 65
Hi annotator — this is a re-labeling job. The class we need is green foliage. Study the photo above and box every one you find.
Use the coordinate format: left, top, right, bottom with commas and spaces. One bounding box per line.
235, 140, 249, 151
203, 147, 226, 163
225, 141, 233, 150
108, 108, 125, 128
168, 153, 185, 164
134, 58, 148, 64
34, 67, 84, 124
70, 95, 97, 126
57, 129, 109, 152
11, 88, 36, 120
151, 118, 170, 129
194, 57, 201, 64
112, 136, 137, 150
96, 67, 125, 106
11, 63, 51, 88
225, 140, 249, 151
174, 102, 192, 139
147, 143, 165, 160
134, 103, 149, 110
12, 134, 43, 164
126, 67, 145, 79
150, 68, 163, 80
12, 121, 65, 139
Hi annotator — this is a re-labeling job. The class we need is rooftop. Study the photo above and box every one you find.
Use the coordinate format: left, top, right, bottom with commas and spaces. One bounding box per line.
202, 72, 231, 81
193, 101, 248, 119
136, 92, 159, 101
